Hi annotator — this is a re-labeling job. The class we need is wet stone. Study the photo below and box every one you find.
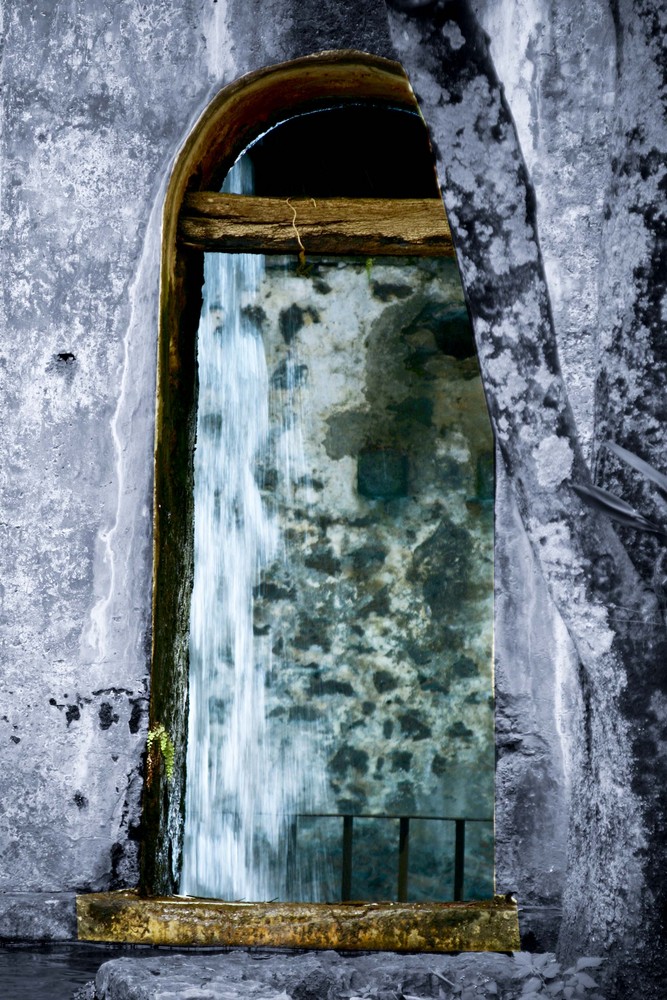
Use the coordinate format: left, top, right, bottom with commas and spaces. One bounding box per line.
447, 721, 475, 741
476, 451, 494, 502
390, 395, 434, 427
279, 303, 320, 343
293, 617, 331, 651
390, 750, 412, 772
357, 447, 409, 500
398, 714, 431, 741
330, 746, 369, 776
371, 281, 413, 301
288, 705, 322, 722
271, 359, 308, 388
313, 679, 355, 697
373, 670, 398, 694
452, 656, 478, 678
404, 302, 476, 359
304, 546, 342, 575
431, 754, 449, 776
350, 544, 387, 572
409, 520, 472, 616
358, 586, 391, 618
254, 582, 294, 601
418, 676, 450, 694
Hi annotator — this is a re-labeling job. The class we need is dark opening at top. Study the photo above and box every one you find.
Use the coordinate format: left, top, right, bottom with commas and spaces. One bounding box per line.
244, 106, 441, 199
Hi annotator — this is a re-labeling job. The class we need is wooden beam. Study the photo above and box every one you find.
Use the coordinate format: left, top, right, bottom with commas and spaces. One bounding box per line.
178, 193, 455, 257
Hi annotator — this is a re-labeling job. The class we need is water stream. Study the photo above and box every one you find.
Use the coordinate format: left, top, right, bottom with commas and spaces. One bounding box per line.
180, 161, 328, 901
179, 156, 495, 905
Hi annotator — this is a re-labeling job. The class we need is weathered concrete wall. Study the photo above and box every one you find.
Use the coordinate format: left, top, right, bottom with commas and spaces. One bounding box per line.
0, 0, 249, 902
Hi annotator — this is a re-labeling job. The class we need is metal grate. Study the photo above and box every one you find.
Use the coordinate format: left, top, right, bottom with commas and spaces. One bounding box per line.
289, 813, 493, 903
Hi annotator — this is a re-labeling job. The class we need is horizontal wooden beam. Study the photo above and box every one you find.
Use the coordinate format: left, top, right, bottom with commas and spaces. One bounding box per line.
178, 193, 455, 257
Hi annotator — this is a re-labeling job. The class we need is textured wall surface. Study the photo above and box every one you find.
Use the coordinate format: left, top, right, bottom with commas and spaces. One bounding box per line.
0, 0, 236, 897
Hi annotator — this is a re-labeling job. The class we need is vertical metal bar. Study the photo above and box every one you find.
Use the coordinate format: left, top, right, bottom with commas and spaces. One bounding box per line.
286, 816, 298, 895
398, 817, 410, 902
341, 815, 353, 901
454, 819, 465, 901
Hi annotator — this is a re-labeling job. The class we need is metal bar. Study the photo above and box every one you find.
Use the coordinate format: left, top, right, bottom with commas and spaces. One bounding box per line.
341, 815, 353, 902
454, 819, 466, 902
286, 817, 298, 893
398, 817, 410, 902
288, 812, 492, 823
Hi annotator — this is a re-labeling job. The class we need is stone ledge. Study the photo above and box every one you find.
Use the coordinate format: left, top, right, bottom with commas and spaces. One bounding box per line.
95, 950, 525, 1000
0, 892, 77, 941
77, 891, 520, 952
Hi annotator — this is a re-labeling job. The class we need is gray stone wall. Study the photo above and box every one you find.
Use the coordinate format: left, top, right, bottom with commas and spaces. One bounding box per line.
0, 0, 236, 899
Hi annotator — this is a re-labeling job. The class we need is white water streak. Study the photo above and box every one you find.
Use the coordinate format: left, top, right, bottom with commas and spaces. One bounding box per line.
181, 161, 326, 901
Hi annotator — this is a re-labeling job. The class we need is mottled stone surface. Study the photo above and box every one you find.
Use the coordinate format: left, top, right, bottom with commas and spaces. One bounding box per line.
0, 893, 77, 941
95, 950, 528, 1000
229, 257, 494, 898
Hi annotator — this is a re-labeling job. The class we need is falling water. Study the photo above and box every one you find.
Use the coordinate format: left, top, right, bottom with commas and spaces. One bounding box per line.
180, 159, 329, 901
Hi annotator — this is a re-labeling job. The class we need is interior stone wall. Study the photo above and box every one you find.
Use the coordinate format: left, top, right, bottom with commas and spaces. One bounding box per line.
245, 255, 495, 899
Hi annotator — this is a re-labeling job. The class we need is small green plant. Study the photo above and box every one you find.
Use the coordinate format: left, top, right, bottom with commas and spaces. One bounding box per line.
146, 722, 175, 787
512, 952, 604, 999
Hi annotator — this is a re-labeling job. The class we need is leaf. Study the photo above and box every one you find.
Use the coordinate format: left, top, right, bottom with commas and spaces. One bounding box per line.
522, 979, 543, 994
486, 983, 499, 995
432, 970, 456, 988
574, 958, 603, 972
575, 972, 599, 989
571, 483, 665, 534
546, 983, 563, 995
605, 441, 667, 496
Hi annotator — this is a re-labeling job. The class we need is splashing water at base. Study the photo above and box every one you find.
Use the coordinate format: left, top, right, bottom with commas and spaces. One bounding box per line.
181, 160, 330, 901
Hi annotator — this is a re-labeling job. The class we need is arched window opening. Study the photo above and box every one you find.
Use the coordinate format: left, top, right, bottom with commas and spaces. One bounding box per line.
131, 52, 510, 951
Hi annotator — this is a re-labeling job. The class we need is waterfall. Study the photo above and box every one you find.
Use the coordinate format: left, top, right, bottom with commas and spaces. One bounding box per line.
180, 159, 328, 901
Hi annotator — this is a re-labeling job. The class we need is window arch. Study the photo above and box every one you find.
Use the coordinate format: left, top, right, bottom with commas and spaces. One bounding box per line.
144, 50, 453, 897
134, 50, 510, 951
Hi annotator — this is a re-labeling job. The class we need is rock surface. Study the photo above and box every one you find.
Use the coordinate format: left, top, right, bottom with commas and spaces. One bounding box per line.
95, 950, 523, 1000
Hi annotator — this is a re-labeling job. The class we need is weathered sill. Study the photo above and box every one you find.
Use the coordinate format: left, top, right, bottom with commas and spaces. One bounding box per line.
76, 890, 519, 952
